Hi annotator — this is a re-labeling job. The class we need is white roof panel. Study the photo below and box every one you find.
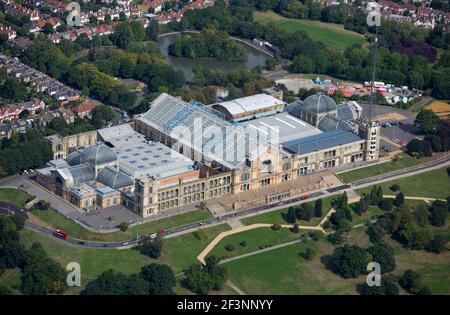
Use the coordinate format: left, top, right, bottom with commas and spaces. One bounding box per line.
216, 94, 285, 116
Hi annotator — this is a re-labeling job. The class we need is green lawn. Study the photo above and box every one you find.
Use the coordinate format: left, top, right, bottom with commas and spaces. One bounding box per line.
254, 11, 366, 51
337, 153, 436, 183
0, 188, 33, 208
210, 227, 303, 260
31, 207, 211, 242
225, 224, 450, 294
242, 194, 337, 226
20, 229, 151, 281
159, 224, 231, 273
225, 238, 360, 294
357, 167, 450, 200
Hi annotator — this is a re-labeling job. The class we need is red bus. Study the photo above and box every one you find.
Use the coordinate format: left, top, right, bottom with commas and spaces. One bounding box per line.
54, 229, 69, 240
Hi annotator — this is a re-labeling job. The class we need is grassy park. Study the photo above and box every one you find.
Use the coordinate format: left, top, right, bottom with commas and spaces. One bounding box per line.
357, 167, 450, 200
0, 188, 33, 207
337, 153, 437, 183
242, 194, 337, 226
30, 207, 211, 242
224, 226, 450, 295
0, 223, 231, 294
254, 11, 366, 51
209, 227, 304, 260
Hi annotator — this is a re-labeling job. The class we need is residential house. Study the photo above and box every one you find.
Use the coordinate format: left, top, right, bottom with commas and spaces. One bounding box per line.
73, 100, 98, 119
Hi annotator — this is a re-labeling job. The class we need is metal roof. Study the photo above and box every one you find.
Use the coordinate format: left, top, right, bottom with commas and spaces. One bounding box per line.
337, 102, 359, 121
67, 163, 95, 185
282, 130, 362, 155
318, 115, 353, 132
286, 93, 337, 117
239, 112, 323, 144
138, 93, 279, 169
66, 151, 82, 166
98, 123, 195, 179
97, 166, 134, 189
81, 144, 117, 166
214, 94, 285, 116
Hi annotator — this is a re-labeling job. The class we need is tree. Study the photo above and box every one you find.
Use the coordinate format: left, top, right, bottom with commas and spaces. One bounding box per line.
81, 270, 149, 295
140, 237, 162, 259
140, 264, 176, 295
357, 274, 399, 295
314, 199, 323, 217
0, 78, 27, 102
20, 245, 67, 295
329, 245, 371, 278
111, 23, 134, 48
42, 23, 54, 34
286, 206, 297, 224
185, 267, 213, 295
429, 201, 448, 227
296, 203, 314, 221
130, 21, 146, 42
146, 20, 159, 41
118, 222, 128, 232
414, 109, 439, 134
389, 184, 400, 192
367, 223, 385, 244
413, 204, 430, 227
426, 234, 447, 254
291, 223, 300, 233
89, 16, 98, 26
327, 231, 345, 245
398, 269, 423, 294
91, 105, 115, 129
303, 247, 316, 260
407, 139, 424, 156
367, 242, 396, 273
393, 192, 405, 207
380, 199, 393, 212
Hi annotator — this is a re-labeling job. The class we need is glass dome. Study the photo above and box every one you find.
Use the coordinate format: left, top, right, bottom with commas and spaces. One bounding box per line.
81, 144, 117, 166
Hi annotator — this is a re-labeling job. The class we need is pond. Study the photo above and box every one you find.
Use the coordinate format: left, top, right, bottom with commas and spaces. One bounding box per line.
156, 33, 269, 80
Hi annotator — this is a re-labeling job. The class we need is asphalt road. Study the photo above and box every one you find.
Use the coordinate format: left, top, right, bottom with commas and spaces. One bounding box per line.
2, 154, 449, 249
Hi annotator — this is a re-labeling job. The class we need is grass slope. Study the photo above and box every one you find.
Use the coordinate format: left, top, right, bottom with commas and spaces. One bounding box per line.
31, 207, 211, 242
358, 167, 450, 199
254, 11, 366, 51
0, 188, 32, 207
337, 154, 437, 183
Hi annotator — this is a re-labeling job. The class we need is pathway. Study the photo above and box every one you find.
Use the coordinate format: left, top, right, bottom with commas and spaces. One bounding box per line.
218, 239, 303, 265
196, 206, 335, 265
383, 195, 446, 202
227, 280, 246, 295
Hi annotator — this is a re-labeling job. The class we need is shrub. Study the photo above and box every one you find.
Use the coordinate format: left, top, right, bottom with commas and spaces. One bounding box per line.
272, 223, 281, 230
140, 238, 162, 258
118, 222, 129, 232
239, 241, 247, 247
225, 244, 235, 252
291, 223, 299, 233
303, 248, 316, 260
380, 199, 394, 212
389, 184, 400, 192
426, 234, 447, 253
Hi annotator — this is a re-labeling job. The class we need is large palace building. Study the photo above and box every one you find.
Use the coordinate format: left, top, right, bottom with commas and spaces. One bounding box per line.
38, 92, 380, 218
